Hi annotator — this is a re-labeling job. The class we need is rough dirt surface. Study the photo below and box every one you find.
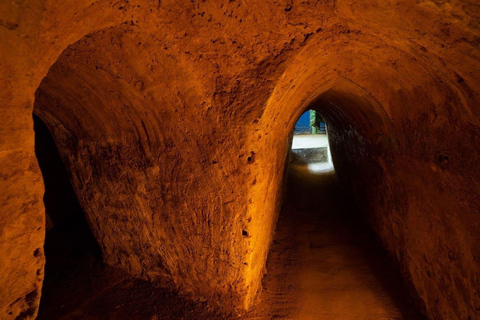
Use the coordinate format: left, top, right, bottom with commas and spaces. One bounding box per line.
244, 167, 424, 320
37, 215, 226, 320
1, 1, 480, 319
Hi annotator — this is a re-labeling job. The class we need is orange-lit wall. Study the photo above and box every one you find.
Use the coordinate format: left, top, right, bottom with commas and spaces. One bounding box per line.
1, 1, 479, 319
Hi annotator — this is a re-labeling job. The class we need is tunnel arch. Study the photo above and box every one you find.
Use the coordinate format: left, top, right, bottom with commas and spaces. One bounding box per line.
244, 75, 402, 307
32, 21, 258, 315
244, 30, 480, 318
2, 2, 480, 319
0, 3, 146, 317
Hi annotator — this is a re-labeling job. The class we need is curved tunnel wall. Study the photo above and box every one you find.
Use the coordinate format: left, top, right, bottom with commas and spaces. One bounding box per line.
1, 1, 480, 319
33, 25, 257, 312
28, 3, 340, 313
253, 32, 480, 319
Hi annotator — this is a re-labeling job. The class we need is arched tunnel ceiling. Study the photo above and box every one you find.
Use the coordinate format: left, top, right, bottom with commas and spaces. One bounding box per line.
1, 1, 480, 319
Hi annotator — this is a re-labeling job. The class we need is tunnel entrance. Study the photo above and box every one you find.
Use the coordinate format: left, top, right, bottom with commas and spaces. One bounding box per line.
33, 114, 104, 317
33, 114, 103, 273
290, 109, 333, 173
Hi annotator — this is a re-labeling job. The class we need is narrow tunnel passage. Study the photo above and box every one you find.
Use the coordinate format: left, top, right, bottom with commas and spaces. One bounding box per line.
33, 114, 104, 317
2, 2, 480, 319
246, 167, 424, 319
33, 113, 103, 278
245, 117, 424, 319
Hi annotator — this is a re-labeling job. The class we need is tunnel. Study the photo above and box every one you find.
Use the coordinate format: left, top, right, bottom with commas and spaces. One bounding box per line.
33, 114, 104, 317
1, 1, 480, 320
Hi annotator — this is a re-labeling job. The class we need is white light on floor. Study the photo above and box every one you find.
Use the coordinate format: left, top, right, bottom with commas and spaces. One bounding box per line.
307, 162, 334, 173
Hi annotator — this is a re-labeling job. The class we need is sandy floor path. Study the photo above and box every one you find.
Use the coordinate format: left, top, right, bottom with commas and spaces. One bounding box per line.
244, 167, 424, 320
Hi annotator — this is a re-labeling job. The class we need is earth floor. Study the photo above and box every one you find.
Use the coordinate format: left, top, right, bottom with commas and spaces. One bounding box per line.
243, 166, 423, 320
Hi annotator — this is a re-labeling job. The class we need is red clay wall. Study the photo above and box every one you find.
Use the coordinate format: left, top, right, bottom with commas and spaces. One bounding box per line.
1, 1, 479, 319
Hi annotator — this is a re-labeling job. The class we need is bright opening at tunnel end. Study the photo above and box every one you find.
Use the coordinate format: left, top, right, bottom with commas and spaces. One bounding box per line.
291, 110, 334, 173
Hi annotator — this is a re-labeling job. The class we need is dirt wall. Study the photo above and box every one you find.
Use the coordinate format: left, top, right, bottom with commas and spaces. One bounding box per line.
1, 1, 479, 319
